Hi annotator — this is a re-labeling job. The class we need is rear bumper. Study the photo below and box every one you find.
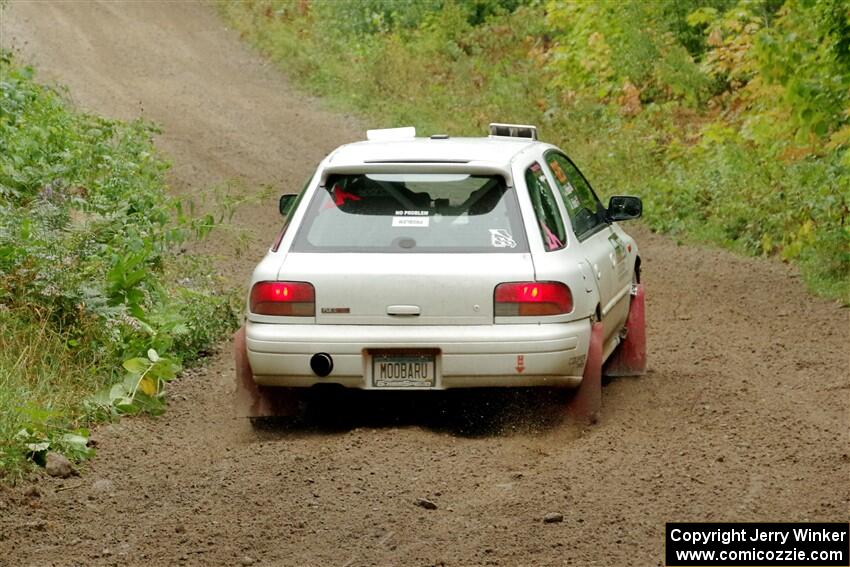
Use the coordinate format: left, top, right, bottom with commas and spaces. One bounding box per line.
245, 320, 591, 389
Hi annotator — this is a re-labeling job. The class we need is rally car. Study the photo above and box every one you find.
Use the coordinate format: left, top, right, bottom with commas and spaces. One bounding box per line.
234, 124, 646, 421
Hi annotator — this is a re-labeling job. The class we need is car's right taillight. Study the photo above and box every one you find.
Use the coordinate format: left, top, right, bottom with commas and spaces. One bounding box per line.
250, 281, 315, 316
494, 281, 573, 316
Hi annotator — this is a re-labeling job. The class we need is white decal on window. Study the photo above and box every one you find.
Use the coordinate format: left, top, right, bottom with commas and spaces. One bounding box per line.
489, 229, 517, 248
392, 216, 429, 227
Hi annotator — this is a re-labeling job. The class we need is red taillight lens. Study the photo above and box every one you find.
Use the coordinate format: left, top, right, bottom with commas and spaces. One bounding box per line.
250, 281, 315, 316
494, 282, 573, 316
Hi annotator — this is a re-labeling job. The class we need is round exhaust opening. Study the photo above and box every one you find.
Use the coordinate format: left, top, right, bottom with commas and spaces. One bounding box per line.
310, 353, 333, 377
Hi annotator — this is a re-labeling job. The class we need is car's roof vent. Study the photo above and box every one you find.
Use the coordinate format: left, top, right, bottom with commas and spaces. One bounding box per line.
366, 126, 416, 141
488, 122, 538, 140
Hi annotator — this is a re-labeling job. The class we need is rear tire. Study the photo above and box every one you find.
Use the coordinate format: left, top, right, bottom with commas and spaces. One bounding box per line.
565, 320, 603, 424
234, 326, 302, 419
249, 409, 302, 430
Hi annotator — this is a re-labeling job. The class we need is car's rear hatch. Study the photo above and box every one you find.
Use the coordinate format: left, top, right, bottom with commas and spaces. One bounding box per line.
278, 252, 535, 325
280, 170, 535, 325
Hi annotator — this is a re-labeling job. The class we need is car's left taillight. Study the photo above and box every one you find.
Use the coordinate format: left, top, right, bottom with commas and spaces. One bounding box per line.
250, 281, 315, 316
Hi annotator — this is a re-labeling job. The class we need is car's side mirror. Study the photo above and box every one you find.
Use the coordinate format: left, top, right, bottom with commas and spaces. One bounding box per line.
607, 195, 642, 221
279, 194, 297, 216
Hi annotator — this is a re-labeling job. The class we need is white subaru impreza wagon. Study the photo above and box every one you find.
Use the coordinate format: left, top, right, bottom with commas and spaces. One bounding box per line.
235, 124, 646, 421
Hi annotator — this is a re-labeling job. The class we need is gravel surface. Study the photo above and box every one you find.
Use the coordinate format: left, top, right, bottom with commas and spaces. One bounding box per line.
1, 2, 847, 566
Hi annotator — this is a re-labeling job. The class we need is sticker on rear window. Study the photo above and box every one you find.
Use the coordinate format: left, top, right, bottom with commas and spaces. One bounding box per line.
489, 229, 517, 248
392, 216, 429, 228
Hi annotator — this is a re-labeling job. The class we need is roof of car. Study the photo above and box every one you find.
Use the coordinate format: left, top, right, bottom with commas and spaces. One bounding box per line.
327, 137, 540, 167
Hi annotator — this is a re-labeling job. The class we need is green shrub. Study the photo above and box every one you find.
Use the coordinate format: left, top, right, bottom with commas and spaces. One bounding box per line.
0, 55, 238, 478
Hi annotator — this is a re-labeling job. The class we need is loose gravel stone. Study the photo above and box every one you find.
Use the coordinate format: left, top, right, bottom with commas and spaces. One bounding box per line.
415, 498, 438, 510
45, 453, 75, 478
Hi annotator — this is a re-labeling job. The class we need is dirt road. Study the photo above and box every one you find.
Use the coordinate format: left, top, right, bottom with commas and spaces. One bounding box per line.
1, 2, 847, 566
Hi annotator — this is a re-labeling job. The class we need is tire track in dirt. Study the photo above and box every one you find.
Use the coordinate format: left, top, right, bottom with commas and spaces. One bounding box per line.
1, 2, 847, 566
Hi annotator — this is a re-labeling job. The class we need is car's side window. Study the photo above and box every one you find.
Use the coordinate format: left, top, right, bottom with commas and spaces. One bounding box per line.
524, 162, 566, 251
544, 152, 607, 239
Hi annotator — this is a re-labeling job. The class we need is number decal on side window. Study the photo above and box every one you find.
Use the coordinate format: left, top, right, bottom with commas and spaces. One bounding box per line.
544, 153, 606, 240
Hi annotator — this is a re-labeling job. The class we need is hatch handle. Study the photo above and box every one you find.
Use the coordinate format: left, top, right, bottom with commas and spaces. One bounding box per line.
387, 305, 421, 316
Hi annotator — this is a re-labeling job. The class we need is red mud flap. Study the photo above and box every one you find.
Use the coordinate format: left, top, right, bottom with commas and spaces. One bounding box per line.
565, 320, 603, 423
233, 326, 298, 418
604, 283, 647, 377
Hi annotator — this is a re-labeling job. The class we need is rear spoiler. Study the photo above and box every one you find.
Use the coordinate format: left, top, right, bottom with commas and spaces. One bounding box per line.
319, 163, 514, 187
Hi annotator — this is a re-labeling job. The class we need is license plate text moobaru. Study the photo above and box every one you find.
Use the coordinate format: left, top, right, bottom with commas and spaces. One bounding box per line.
378, 361, 430, 380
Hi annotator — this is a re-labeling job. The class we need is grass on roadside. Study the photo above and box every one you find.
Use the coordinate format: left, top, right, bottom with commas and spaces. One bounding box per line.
0, 54, 238, 479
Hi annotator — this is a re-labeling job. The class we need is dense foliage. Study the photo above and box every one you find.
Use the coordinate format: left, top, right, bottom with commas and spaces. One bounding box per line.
222, 0, 849, 301
0, 55, 237, 476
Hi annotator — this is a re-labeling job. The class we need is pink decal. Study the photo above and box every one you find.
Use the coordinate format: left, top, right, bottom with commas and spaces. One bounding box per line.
541, 223, 562, 250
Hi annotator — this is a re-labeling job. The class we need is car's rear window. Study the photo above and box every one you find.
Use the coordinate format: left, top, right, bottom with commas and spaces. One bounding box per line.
291, 173, 528, 253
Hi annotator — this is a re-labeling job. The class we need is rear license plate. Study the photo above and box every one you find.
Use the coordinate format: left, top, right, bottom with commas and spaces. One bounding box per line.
371, 353, 436, 388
